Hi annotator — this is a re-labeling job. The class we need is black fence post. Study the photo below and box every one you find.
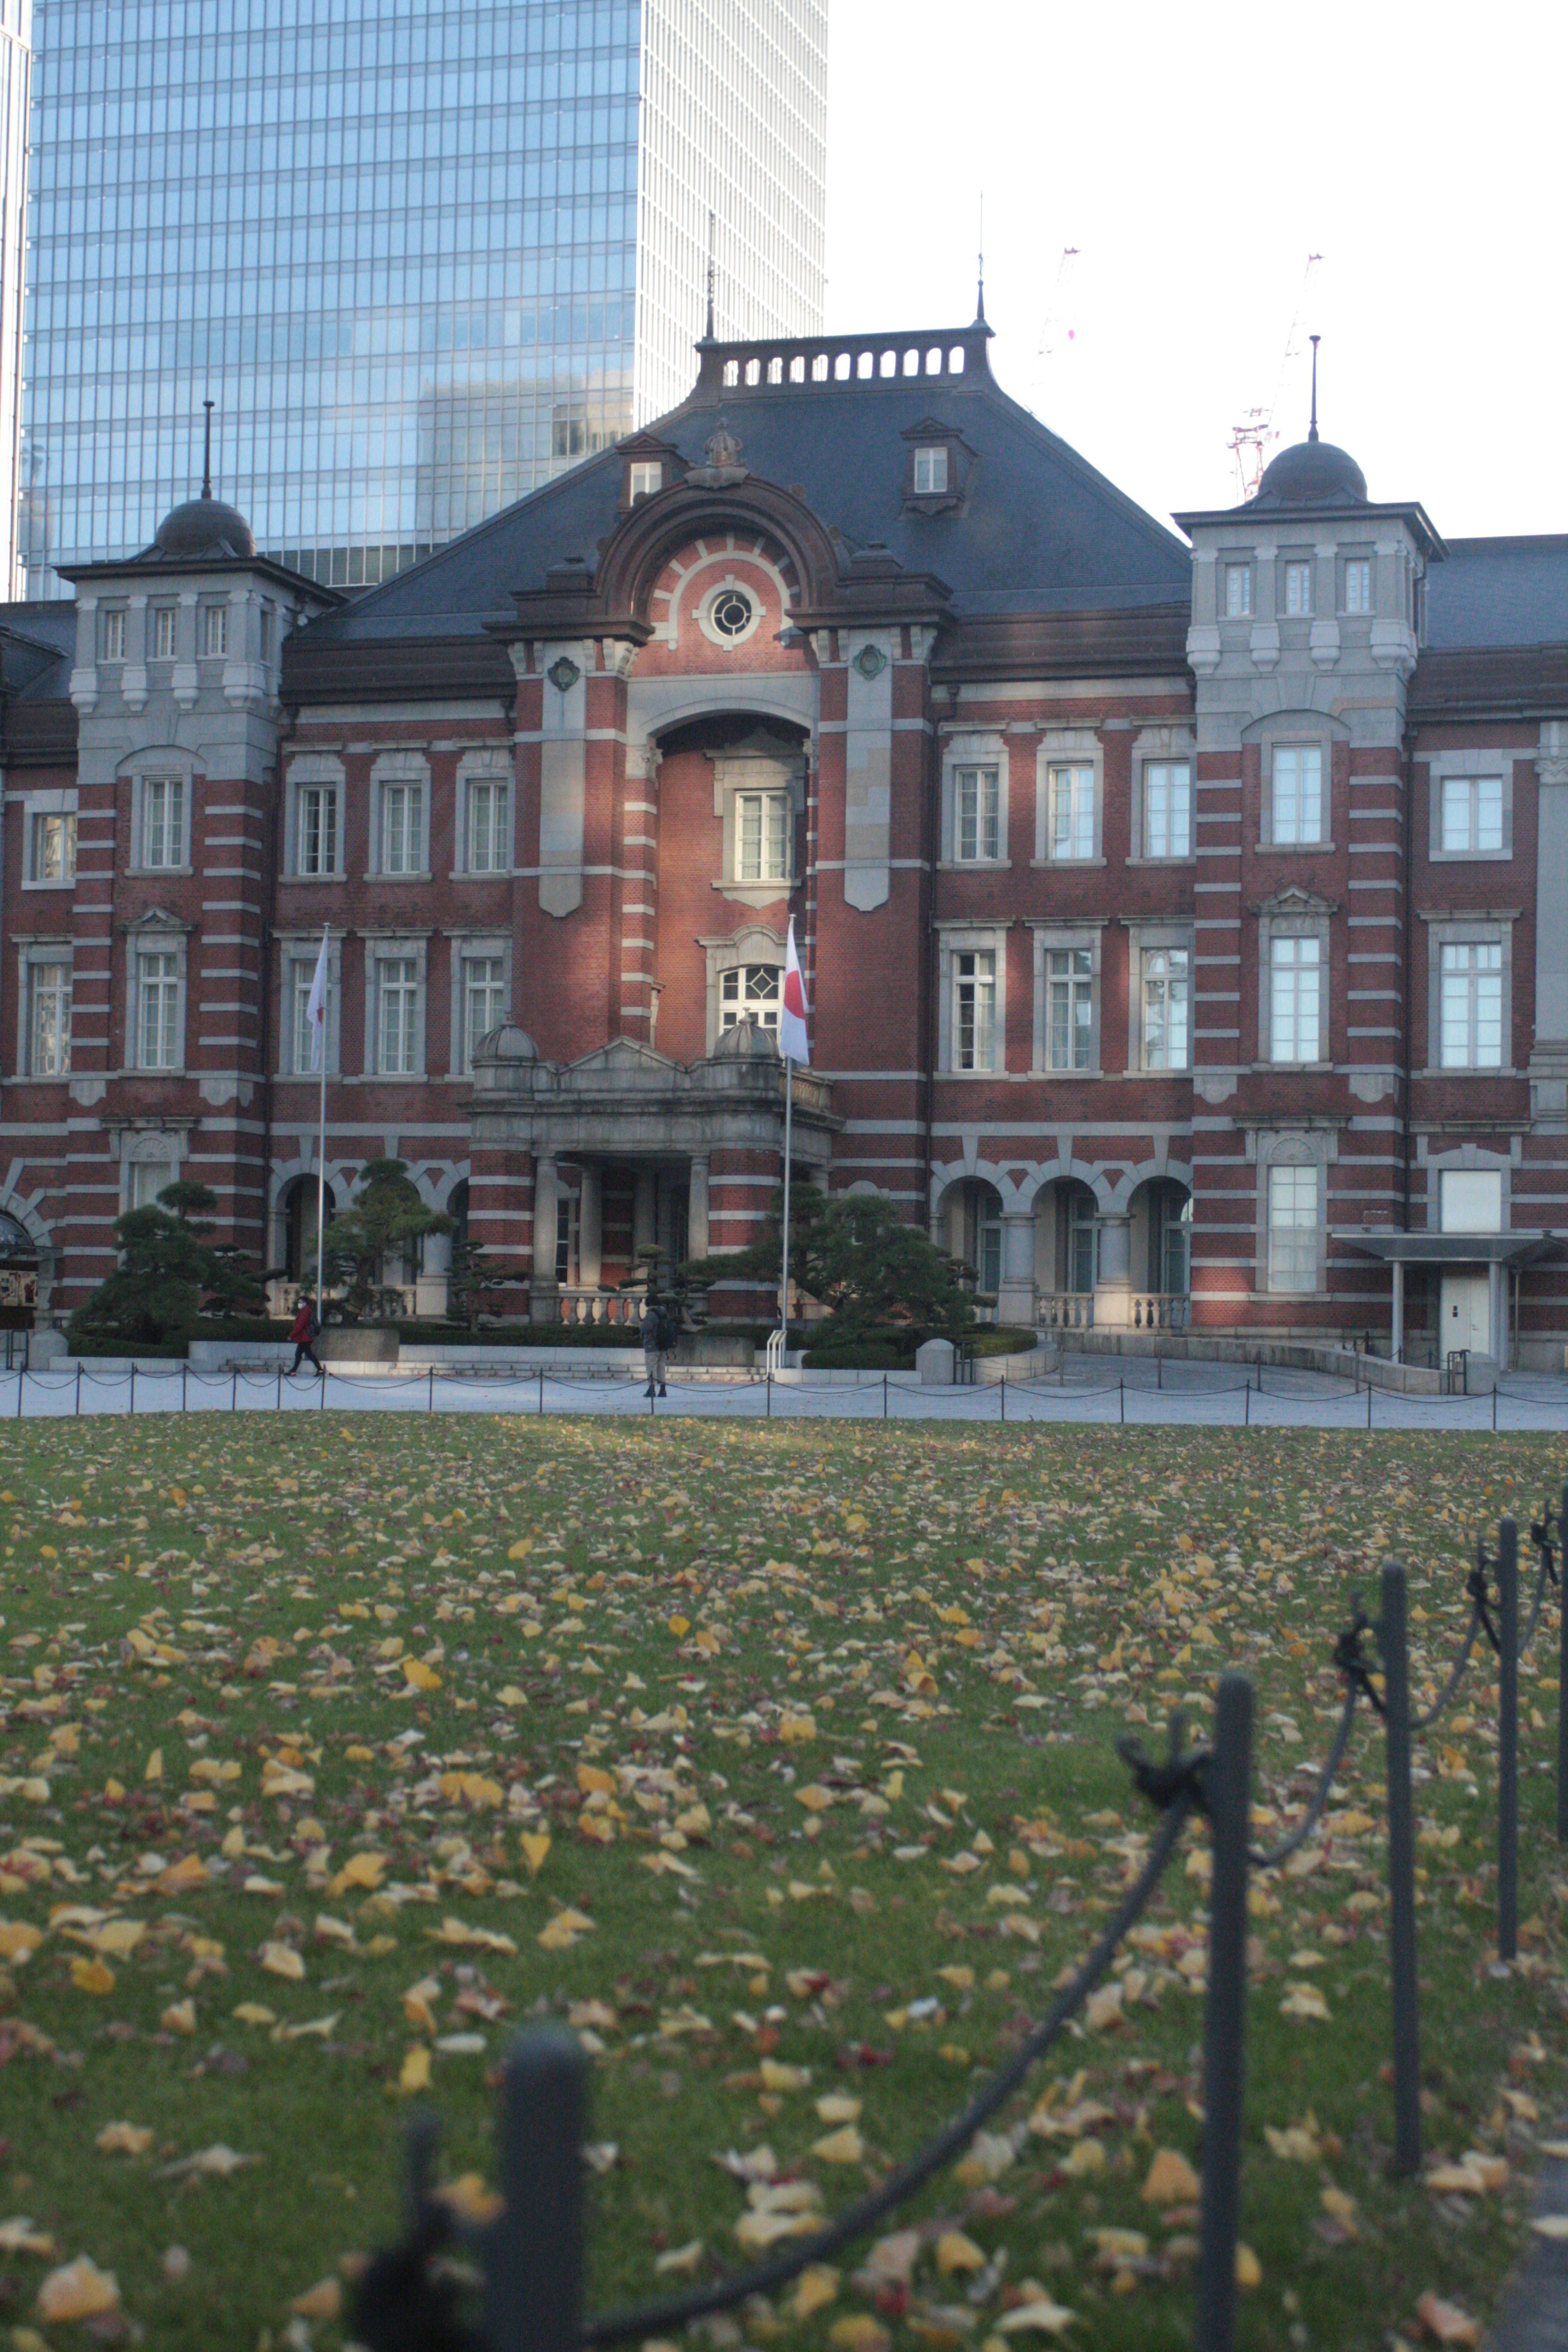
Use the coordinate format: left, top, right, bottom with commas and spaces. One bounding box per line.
428, 1366, 435, 1414
1498, 1513, 1519, 1962
538, 1369, 545, 1419
277, 1369, 283, 1414
74, 1363, 81, 1417
232, 1366, 238, 1413
483, 2024, 586, 2352
1558, 1477, 1568, 1844
1196, 1672, 1253, 2352
128, 1362, 135, 1417
182, 1363, 188, 1413
1379, 1558, 1422, 2177
882, 1372, 888, 1421
1367, 1378, 1373, 1430
1243, 1380, 1250, 1430
1118, 1375, 1125, 1425
1000, 1372, 1006, 1423
766, 1372, 772, 1421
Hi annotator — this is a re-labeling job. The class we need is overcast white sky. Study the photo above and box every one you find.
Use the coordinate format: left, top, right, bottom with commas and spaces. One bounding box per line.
822, 0, 1566, 542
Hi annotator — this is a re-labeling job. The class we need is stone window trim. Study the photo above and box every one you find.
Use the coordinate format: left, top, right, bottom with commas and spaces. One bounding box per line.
1032, 731, 1105, 866
367, 750, 432, 880
1025, 918, 1102, 1076
1127, 726, 1197, 863
1419, 910, 1517, 1077
448, 932, 512, 1075
1250, 1125, 1337, 1298
1218, 554, 1254, 621
21, 788, 79, 890
1339, 547, 1376, 615
899, 416, 976, 514
15, 941, 72, 1080
1278, 550, 1317, 619
123, 758, 198, 877
119, 1127, 189, 1215
710, 745, 806, 907
275, 930, 343, 1079
1425, 749, 1515, 863
124, 916, 190, 1075
940, 731, 1009, 866
1125, 920, 1195, 1072
695, 575, 766, 652
454, 749, 514, 877
284, 753, 347, 879
1423, 1145, 1513, 1235
1260, 735, 1333, 851
936, 920, 1009, 1076
701, 923, 785, 1054
363, 932, 430, 1080
1256, 891, 1334, 1069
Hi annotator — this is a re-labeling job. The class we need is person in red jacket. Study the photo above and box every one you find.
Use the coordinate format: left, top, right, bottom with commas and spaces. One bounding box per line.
289, 1294, 323, 1377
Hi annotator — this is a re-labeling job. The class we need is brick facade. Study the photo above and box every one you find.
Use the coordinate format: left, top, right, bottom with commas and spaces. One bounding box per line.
1, 321, 1564, 1364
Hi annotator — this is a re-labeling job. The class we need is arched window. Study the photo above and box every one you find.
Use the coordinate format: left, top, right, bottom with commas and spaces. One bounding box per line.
281, 1176, 336, 1283
949, 1179, 1003, 1299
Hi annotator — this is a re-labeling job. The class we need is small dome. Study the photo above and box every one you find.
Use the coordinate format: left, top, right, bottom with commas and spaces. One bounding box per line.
1252, 438, 1367, 509
152, 494, 256, 561
471, 1023, 537, 1065
712, 1017, 779, 1061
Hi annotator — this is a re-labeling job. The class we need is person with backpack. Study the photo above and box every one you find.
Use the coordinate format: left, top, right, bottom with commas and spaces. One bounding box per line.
639, 1294, 673, 1398
289, 1293, 323, 1377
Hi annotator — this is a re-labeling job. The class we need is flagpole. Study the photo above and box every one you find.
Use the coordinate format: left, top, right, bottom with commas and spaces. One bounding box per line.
780, 1048, 793, 1361
314, 923, 328, 1310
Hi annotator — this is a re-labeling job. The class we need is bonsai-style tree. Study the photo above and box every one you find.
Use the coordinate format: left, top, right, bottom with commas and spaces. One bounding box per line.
67, 1179, 262, 1347
321, 1159, 452, 1321
683, 1187, 973, 1343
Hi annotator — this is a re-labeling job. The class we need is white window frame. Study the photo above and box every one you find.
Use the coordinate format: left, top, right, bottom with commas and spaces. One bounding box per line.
18, 948, 71, 1078
712, 753, 806, 907
1267, 930, 1325, 1065
733, 787, 793, 885
1029, 922, 1100, 1076
1429, 755, 1512, 862
134, 772, 190, 872
953, 765, 1001, 862
702, 924, 785, 1052
1343, 558, 1372, 615
1267, 744, 1325, 847
285, 756, 345, 880
1224, 564, 1252, 618
25, 797, 78, 887
369, 755, 432, 880
461, 953, 509, 1071
913, 444, 949, 495
124, 1153, 181, 1214
1437, 1164, 1506, 1234
1137, 937, 1192, 1072
1266, 1161, 1321, 1294
151, 604, 178, 661
1439, 940, 1504, 1070
938, 926, 1007, 1075
1034, 734, 1103, 866
101, 607, 126, 662
941, 733, 1008, 866
200, 601, 229, 659
719, 962, 782, 1034
363, 934, 429, 1077
628, 460, 662, 503
1140, 760, 1192, 861
1283, 559, 1312, 617
1045, 764, 1096, 862
297, 780, 340, 877
1424, 917, 1512, 1076
448, 931, 512, 1074
278, 933, 341, 1076
134, 944, 185, 1072
461, 765, 512, 876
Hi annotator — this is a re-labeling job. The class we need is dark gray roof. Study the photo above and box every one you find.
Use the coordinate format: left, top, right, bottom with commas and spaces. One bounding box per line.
1427, 537, 1568, 650
302, 328, 1194, 645
0, 602, 77, 698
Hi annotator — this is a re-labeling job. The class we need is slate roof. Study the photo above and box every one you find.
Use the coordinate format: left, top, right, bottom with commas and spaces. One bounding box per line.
300, 325, 1196, 646
0, 603, 76, 697
1426, 537, 1568, 650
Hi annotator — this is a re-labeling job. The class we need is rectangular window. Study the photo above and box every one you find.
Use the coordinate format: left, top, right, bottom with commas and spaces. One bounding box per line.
466, 780, 510, 873
953, 765, 1000, 860
1225, 564, 1252, 618
377, 957, 420, 1075
1440, 1169, 1503, 1233
290, 960, 325, 1074
1047, 947, 1094, 1071
137, 950, 181, 1069
735, 789, 791, 883
152, 606, 177, 659
29, 810, 76, 883
140, 777, 185, 869
1284, 560, 1312, 616
463, 956, 508, 1070
628, 460, 661, 502
128, 1161, 178, 1212
953, 949, 996, 1071
1143, 946, 1190, 1071
913, 444, 949, 494
102, 608, 125, 661
1439, 940, 1504, 1069
1344, 559, 1372, 614
1440, 774, 1504, 855
1271, 745, 1323, 845
260, 606, 275, 662
720, 964, 781, 1031
201, 604, 229, 657
1047, 764, 1095, 860
27, 962, 70, 1076
381, 782, 424, 875
1143, 762, 1192, 859
297, 784, 339, 875
1270, 934, 1322, 1062
1267, 1164, 1319, 1293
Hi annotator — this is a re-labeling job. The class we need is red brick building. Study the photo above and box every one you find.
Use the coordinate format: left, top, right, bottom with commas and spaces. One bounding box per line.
2, 312, 1564, 1365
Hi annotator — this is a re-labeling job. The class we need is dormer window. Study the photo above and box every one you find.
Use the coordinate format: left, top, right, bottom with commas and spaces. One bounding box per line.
913, 445, 948, 495
628, 460, 662, 504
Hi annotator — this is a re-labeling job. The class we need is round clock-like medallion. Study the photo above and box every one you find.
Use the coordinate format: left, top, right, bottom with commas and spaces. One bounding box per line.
710, 586, 755, 641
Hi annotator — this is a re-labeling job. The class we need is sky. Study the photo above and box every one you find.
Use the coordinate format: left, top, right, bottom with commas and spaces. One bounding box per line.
822, 0, 1566, 543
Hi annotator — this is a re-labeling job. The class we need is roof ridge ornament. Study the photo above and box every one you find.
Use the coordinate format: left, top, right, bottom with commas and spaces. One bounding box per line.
686, 417, 748, 490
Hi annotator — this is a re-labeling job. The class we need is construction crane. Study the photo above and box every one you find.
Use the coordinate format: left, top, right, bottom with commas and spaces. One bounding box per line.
1227, 253, 1322, 500
1036, 245, 1081, 363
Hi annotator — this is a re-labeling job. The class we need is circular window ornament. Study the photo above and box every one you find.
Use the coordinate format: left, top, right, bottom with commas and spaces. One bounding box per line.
697, 579, 763, 650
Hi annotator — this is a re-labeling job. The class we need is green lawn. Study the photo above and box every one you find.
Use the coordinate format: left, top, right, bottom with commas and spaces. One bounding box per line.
0, 1419, 1564, 2352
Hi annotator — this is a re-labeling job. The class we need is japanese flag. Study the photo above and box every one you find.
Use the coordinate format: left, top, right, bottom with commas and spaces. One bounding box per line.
780, 917, 810, 1066
305, 926, 330, 1071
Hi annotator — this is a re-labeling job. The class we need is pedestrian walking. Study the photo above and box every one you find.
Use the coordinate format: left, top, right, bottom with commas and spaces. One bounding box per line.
640, 1294, 673, 1397
289, 1294, 324, 1377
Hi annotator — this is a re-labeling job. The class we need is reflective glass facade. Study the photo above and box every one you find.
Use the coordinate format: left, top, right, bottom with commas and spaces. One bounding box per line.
21, 0, 826, 595
0, 0, 28, 596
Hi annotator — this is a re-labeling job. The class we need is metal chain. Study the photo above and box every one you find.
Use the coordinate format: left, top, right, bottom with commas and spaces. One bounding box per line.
1247, 1606, 1375, 1872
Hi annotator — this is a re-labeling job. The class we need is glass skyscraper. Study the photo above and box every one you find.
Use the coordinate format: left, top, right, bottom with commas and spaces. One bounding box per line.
20, 0, 826, 596
0, 0, 29, 597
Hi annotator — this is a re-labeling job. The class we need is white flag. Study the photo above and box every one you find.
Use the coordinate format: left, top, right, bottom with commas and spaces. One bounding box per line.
779, 918, 810, 1066
305, 927, 330, 1071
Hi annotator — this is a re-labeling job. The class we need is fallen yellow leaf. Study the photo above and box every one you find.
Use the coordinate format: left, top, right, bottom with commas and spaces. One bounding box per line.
37, 2258, 120, 2322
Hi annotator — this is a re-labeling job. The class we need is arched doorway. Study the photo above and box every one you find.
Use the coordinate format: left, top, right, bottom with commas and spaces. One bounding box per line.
946, 1178, 1003, 1309
278, 1176, 336, 1287
1130, 1177, 1192, 1327
1032, 1179, 1098, 1328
